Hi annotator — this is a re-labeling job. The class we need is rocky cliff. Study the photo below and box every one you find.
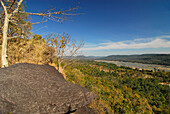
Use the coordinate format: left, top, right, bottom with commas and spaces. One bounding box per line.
0, 63, 96, 114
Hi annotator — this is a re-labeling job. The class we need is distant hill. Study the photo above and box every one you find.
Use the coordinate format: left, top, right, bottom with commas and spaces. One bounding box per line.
74, 55, 101, 60
99, 54, 170, 66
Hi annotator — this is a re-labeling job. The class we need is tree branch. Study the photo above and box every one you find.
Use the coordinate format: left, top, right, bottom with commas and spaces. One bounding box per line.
11, 0, 23, 16
9, 0, 17, 9
0, 0, 8, 15
9, 19, 30, 28
20, 2, 79, 22
9, 19, 18, 26
7, 35, 23, 40
31, 19, 48, 25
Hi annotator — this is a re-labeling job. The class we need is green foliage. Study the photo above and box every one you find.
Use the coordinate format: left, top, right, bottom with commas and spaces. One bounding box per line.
33, 34, 43, 40
64, 60, 170, 114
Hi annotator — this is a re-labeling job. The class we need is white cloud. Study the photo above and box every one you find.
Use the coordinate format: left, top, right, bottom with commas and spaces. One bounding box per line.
82, 35, 170, 51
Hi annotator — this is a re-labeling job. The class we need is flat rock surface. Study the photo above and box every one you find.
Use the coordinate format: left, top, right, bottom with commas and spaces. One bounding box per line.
0, 63, 96, 114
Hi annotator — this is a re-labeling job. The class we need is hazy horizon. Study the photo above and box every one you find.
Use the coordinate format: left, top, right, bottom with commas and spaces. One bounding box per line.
77, 53, 170, 57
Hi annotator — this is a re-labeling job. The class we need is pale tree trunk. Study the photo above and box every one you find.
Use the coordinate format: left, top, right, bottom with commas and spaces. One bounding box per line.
57, 59, 62, 71
1, 14, 9, 68
1, 0, 23, 68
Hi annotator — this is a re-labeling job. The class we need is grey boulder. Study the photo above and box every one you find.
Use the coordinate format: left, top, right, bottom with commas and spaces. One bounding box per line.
0, 63, 96, 114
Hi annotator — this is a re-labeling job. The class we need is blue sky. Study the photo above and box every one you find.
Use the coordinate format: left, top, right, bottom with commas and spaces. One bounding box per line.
26, 0, 170, 56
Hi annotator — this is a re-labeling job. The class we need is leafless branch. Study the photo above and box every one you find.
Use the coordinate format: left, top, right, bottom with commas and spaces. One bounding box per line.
9, 0, 16, 9
9, 19, 18, 26
31, 19, 48, 25
7, 35, 23, 40
32, 26, 48, 32
20, 2, 79, 22
0, 0, 7, 15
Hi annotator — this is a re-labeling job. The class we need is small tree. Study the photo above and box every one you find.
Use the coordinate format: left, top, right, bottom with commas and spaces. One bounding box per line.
46, 33, 84, 71
0, 0, 79, 68
6, 36, 55, 65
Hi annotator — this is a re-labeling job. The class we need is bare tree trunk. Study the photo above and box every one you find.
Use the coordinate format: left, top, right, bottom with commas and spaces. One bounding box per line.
1, 0, 23, 68
1, 15, 9, 68
58, 59, 61, 71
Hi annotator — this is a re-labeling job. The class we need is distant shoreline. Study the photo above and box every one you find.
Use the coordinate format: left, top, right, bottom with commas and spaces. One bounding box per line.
98, 54, 170, 66
95, 60, 170, 72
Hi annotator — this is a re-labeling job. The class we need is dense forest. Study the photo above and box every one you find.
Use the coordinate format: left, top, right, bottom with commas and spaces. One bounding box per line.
99, 54, 170, 66
64, 60, 170, 114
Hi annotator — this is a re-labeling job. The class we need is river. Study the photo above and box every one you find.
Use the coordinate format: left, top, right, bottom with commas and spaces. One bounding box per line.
95, 60, 170, 72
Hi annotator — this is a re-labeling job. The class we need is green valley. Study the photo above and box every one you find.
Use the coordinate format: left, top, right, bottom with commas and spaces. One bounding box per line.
64, 60, 170, 114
